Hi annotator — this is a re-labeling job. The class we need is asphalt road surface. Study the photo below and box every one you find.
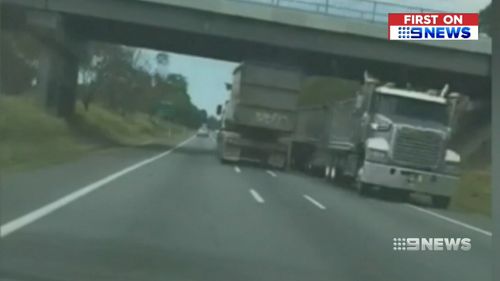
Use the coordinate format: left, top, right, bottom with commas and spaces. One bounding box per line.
0, 136, 492, 281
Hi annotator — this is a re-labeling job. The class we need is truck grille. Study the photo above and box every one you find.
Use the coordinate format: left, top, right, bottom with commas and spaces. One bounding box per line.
393, 127, 444, 169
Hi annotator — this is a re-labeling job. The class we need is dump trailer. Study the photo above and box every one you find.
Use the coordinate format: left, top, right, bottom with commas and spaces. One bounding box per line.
216, 62, 302, 169
307, 74, 462, 208
290, 106, 330, 175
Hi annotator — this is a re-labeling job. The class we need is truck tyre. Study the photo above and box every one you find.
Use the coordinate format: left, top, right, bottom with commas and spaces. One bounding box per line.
431, 196, 451, 209
355, 165, 372, 196
379, 188, 410, 202
316, 166, 326, 178
394, 190, 411, 202
217, 149, 226, 164
355, 163, 372, 195
329, 167, 336, 181
357, 181, 373, 197
306, 163, 313, 174
332, 167, 348, 186
218, 152, 229, 164
308, 165, 323, 178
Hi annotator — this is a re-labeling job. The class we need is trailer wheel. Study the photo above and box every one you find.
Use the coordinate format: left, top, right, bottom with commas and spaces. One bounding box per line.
306, 163, 312, 174
329, 166, 350, 187
431, 196, 451, 209
324, 166, 331, 181
324, 166, 336, 182
307, 164, 322, 177
329, 167, 336, 181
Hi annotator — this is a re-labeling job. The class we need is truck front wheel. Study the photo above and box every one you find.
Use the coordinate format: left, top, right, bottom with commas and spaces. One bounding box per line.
357, 181, 373, 197
355, 166, 372, 196
431, 196, 451, 209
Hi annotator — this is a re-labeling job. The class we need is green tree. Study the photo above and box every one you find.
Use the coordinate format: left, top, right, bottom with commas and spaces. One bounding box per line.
0, 32, 38, 95
79, 43, 205, 128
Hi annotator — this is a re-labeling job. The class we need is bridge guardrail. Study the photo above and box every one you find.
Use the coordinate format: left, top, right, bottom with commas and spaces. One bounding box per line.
227, 0, 443, 24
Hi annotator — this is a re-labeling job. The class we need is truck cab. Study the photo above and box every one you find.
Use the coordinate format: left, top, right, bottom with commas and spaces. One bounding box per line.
354, 82, 461, 208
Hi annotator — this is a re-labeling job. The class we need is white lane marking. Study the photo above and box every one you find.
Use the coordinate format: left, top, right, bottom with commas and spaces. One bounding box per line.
407, 204, 492, 237
266, 170, 277, 177
0, 136, 195, 238
234, 166, 241, 173
303, 195, 326, 210
249, 189, 265, 203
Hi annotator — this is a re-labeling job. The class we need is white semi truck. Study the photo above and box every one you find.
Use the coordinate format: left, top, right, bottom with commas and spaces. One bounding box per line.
293, 73, 462, 208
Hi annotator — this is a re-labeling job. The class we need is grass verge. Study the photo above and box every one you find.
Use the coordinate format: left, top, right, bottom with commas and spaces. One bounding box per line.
72, 103, 192, 147
0, 96, 92, 171
0, 95, 193, 172
452, 170, 491, 216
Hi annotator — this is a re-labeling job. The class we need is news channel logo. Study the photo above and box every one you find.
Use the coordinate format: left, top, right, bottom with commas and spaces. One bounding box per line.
393, 238, 472, 251
388, 13, 479, 40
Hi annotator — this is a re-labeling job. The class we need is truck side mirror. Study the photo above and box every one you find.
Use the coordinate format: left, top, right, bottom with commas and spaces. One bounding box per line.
216, 105, 222, 115
225, 83, 232, 91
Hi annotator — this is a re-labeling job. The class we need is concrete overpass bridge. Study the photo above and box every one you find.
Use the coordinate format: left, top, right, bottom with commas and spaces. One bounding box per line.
1, 0, 491, 117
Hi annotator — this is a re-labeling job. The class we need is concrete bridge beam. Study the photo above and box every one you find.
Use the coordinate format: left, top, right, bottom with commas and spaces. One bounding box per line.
26, 9, 80, 118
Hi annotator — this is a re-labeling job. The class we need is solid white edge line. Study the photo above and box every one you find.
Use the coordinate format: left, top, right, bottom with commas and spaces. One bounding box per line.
266, 170, 277, 177
249, 189, 265, 203
406, 204, 492, 237
0, 135, 196, 238
303, 195, 326, 210
234, 166, 241, 173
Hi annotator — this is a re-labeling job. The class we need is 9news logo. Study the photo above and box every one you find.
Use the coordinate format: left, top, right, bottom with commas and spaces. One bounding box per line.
393, 237, 472, 251
388, 13, 479, 40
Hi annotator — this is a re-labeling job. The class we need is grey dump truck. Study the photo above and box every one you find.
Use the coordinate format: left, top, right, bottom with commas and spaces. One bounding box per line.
216, 62, 302, 169
293, 73, 462, 208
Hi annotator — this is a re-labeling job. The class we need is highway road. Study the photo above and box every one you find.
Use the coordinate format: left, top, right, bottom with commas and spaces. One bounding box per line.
0, 135, 492, 281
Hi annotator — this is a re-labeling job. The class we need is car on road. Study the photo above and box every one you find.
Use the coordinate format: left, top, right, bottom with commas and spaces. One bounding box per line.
197, 126, 210, 137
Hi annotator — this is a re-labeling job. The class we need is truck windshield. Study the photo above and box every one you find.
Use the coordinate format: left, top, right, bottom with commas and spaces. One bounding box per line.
373, 93, 449, 125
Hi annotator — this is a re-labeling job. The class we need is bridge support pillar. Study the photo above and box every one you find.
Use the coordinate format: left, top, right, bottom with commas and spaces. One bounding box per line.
37, 44, 79, 118
27, 10, 81, 118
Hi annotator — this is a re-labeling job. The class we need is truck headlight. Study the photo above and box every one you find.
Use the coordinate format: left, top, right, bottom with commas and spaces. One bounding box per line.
370, 122, 392, 132
366, 149, 389, 163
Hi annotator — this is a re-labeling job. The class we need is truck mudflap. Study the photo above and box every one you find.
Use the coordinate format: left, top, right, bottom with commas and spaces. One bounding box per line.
359, 161, 459, 197
219, 135, 288, 168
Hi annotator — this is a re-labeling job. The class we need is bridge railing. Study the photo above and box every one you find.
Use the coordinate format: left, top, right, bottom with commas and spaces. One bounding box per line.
227, 0, 443, 24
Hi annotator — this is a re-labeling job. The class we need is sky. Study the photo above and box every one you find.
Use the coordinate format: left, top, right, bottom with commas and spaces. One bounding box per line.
139, 0, 490, 116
